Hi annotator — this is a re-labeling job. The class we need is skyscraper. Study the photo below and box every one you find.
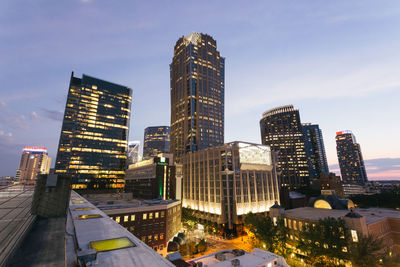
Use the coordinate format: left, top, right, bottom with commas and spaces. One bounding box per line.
336, 130, 368, 185
302, 123, 329, 178
260, 105, 310, 189
170, 32, 224, 162
143, 126, 170, 160
127, 141, 140, 165
17, 147, 51, 184
55, 72, 132, 191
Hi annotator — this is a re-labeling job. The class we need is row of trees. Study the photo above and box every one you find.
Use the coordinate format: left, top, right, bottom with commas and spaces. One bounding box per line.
351, 188, 400, 209
244, 213, 397, 267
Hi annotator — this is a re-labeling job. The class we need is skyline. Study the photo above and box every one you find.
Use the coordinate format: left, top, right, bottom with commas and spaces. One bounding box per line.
1, 1, 400, 179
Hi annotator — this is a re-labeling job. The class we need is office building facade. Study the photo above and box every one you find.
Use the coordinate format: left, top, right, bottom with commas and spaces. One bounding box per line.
128, 141, 140, 165
260, 105, 310, 189
55, 72, 132, 191
143, 126, 170, 160
125, 154, 176, 200
170, 32, 224, 162
302, 123, 329, 178
17, 147, 51, 185
336, 131, 368, 185
182, 141, 280, 233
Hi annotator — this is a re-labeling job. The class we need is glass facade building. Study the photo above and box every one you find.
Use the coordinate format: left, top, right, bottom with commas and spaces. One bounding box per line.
260, 105, 310, 189
55, 72, 132, 191
128, 141, 140, 165
336, 130, 368, 185
143, 126, 170, 160
302, 123, 329, 178
182, 141, 280, 233
170, 33, 224, 162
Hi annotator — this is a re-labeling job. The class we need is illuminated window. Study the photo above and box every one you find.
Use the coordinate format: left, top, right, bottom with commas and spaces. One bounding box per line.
143, 213, 147, 220
124, 216, 129, 222
155, 212, 159, 218
131, 214, 135, 221
161, 211, 165, 218
154, 235, 158, 241
141, 236, 146, 242
90, 237, 134, 252
160, 234, 164, 240
116, 216, 120, 223
351, 230, 358, 242
149, 213, 153, 219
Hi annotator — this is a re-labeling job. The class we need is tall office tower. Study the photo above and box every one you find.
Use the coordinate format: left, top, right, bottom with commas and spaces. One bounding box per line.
17, 147, 51, 184
302, 123, 329, 178
260, 105, 310, 189
336, 131, 368, 185
143, 126, 170, 160
182, 142, 280, 233
55, 72, 132, 191
170, 32, 224, 162
127, 141, 140, 165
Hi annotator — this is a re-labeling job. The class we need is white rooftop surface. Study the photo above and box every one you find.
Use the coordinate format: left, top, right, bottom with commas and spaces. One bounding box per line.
190, 249, 288, 267
68, 191, 174, 267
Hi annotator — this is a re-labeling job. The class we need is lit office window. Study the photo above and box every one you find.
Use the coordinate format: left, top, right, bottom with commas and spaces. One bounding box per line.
124, 215, 129, 222
351, 230, 358, 242
116, 216, 120, 223
131, 214, 135, 221
143, 213, 147, 220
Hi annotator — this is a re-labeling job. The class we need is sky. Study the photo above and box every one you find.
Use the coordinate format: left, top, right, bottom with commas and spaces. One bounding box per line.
1, 0, 400, 180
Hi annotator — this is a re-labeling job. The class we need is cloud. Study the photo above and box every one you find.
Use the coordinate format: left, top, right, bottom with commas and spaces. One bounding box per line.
30, 111, 39, 120
329, 157, 400, 180
40, 108, 64, 122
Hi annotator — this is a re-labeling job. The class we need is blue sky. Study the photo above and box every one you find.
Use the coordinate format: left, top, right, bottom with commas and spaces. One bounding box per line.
1, 0, 399, 179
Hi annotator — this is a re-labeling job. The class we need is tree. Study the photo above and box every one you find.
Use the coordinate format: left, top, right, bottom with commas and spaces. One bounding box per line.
297, 217, 350, 266
244, 213, 276, 251
273, 218, 291, 258
348, 235, 384, 267
197, 238, 207, 253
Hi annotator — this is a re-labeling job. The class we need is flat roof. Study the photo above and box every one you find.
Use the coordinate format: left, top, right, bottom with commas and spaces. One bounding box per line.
283, 207, 400, 224
69, 191, 174, 266
190, 249, 283, 267
84, 194, 181, 213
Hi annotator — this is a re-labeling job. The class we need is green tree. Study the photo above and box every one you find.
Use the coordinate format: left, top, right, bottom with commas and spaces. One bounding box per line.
297, 217, 349, 266
244, 213, 276, 251
348, 235, 384, 267
274, 218, 291, 257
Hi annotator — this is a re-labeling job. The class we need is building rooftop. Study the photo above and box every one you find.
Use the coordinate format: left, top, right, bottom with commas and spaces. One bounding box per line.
283, 207, 400, 225
189, 248, 288, 267
67, 191, 174, 266
84, 193, 181, 212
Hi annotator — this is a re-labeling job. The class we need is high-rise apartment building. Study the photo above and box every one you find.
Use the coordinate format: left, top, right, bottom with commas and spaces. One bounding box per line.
128, 141, 140, 165
55, 72, 132, 191
17, 147, 51, 184
143, 126, 170, 160
260, 105, 310, 189
182, 142, 280, 233
336, 130, 368, 185
170, 33, 224, 162
302, 123, 329, 178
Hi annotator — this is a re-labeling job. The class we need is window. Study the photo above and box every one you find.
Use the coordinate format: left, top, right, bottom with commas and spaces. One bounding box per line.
131, 214, 136, 221
129, 226, 134, 232
124, 215, 129, 222
149, 213, 153, 219
148, 235, 152, 242
160, 245, 164, 250
160, 234, 164, 240
116, 216, 120, 223
299, 221, 303, 231
284, 218, 287, 227
351, 230, 358, 242
141, 236, 146, 242
293, 220, 297, 230
288, 219, 292, 229
155, 212, 159, 218
154, 235, 158, 241
273, 217, 277, 226
143, 213, 147, 220
161, 211, 165, 218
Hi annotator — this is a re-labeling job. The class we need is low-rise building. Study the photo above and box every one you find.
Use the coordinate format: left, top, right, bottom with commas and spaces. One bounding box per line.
85, 194, 181, 255
270, 205, 400, 255
188, 248, 289, 267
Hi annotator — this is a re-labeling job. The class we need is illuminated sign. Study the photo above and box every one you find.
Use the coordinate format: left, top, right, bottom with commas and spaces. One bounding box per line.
23, 147, 48, 153
336, 130, 352, 136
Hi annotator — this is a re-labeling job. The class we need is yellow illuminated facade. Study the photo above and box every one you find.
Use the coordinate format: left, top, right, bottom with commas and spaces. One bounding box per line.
182, 141, 280, 232
55, 72, 132, 191
170, 33, 224, 162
